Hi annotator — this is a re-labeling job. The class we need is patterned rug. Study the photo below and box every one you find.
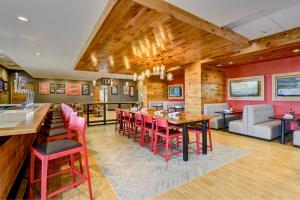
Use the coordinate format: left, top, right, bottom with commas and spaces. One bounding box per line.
90, 134, 249, 200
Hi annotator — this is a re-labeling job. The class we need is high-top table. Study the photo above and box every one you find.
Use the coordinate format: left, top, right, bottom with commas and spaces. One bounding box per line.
0, 103, 52, 198
269, 114, 300, 144
120, 109, 211, 161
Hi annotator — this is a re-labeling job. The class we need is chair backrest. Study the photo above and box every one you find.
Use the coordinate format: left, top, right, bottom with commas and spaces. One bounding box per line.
203, 103, 229, 117
247, 104, 274, 125
124, 111, 130, 119
155, 117, 169, 134
68, 115, 87, 147
115, 109, 121, 119
135, 113, 143, 123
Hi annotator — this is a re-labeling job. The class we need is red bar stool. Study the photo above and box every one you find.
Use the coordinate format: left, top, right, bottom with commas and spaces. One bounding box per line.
188, 120, 212, 154
29, 115, 92, 200
133, 113, 143, 143
115, 109, 123, 133
141, 114, 155, 149
38, 111, 78, 143
153, 118, 182, 161
123, 110, 134, 138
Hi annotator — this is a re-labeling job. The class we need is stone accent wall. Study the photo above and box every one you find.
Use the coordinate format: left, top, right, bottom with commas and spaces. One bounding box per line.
184, 61, 202, 114
201, 66, 226, 111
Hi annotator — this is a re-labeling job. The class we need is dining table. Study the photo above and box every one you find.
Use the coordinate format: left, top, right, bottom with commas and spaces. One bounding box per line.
269, 114, 300, 144
119, 108, 211, 161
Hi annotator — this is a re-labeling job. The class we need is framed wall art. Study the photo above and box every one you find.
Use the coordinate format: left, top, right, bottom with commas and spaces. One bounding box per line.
55, 84, 65, 94
39, 82, 50, 94
111, 85, 118, 95
66, 83, 81, 95
50, 83, 56, 94
82, 84, 90, 95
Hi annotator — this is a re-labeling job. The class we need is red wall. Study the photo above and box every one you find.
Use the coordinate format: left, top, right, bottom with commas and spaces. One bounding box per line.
168, 74, 185, 101
225, 56, 300, 129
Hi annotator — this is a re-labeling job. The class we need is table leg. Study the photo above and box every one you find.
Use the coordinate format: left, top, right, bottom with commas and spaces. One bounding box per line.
202, 120, 207, 154
87, 104, 90, 126
280, 120, 286, 144
182, 123, 188, 161
222, 113, 226, 132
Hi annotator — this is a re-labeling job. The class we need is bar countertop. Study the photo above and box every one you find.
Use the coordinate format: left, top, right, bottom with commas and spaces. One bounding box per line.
0, 103, 52, 137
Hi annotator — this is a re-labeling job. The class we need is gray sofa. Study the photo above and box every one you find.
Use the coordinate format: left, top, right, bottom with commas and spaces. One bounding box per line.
203, 103, 241, 129
229, 104, 285, 140
293, 131, 300, 146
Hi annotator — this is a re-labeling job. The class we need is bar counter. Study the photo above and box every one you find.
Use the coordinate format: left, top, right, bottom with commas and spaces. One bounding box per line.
0, 103, 52, 198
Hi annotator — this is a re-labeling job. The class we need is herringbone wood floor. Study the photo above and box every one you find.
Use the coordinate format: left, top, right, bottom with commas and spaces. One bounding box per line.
56, 125, 300, 200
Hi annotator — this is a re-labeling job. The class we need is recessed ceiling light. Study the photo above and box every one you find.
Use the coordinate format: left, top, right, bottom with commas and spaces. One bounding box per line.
259, 56, 264, 60
16, 16, 30, 23
293, 49, 300, 53
35, 52, 40, 56
228, 61, 234, 64
216, 64, 223, 67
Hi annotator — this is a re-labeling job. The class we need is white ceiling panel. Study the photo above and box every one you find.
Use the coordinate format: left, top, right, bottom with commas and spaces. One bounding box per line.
232, 16, 285, 40
164, 0, 295, 27
268, 2, 300, 30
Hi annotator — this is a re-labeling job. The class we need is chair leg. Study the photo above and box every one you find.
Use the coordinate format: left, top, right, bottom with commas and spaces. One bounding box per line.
134, 126, 137, 142
83, 149, 93, 200
41, 158, 48, 200
29, 149, 35, 199
153, 134, 158, 155
209, 130, 213, 150
150, 130, 154, 151
196, 132, 201, 154
69, 154, 76, 186
165, 137, 169, 161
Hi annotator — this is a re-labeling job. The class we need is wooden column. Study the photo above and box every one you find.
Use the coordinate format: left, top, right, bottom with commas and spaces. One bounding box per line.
143, 78, 168, 107
201, 66, 226, 111
184, 60, 202, 114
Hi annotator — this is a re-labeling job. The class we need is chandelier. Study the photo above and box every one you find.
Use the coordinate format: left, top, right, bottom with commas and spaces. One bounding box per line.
133, 56, 173, 81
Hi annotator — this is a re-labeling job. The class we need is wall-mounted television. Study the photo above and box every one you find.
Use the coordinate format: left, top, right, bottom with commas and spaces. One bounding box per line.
277, 77, 300, 97
168, 84, 184, 99
230, 80, 259, 97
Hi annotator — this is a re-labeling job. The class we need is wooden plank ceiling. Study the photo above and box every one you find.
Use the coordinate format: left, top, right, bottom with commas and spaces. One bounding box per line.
74, 0, 247, 74
74, 0, 300, 74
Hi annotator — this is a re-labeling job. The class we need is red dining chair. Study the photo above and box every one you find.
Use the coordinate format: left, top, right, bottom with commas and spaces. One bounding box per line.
141, 114, 155, 149
153, 118, 182, 161
134, 113, 143, 143
123, 110, 134, 138
29, 115, 92, 200
115, 109, 123, 133
188, 120, 212, 154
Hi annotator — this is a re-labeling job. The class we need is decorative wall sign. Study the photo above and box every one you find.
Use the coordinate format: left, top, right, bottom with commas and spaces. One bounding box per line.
111, 85, 118, 95
0, 79, 3, 92
3, 81, 8, 91
50, 83, 56, 94
123, 82, 129, 94
129, 86, 134, 97
272, 72, 300, 101
39, 82, 50, 94
66, 83, 81, 95
55, 84, 65, 94
102, 78, 112, 85
82, 84, 90, 95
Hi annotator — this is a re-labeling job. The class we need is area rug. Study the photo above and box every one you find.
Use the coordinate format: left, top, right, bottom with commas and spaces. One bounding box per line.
90, 134, 249, 200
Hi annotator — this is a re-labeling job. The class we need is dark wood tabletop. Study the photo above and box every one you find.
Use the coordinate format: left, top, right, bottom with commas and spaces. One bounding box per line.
215, 110, 243, 115
270, 114, 300, 121
119, 108, 211, 124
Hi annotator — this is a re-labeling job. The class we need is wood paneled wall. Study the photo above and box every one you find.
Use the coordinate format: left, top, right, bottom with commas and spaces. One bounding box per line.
0, 134, 35, 198
184, 61, 202, 114
201, 66, 226, 111
143, 78, 168, 107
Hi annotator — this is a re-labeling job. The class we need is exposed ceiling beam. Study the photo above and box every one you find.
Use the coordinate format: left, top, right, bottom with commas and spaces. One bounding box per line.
203, 26, 300, 66
132, 0, 249, 47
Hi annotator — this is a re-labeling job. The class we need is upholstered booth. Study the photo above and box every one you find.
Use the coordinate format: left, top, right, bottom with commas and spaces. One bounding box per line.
203, 103, 241, 129
293, 130, 300, 146
229, 104, 286, 140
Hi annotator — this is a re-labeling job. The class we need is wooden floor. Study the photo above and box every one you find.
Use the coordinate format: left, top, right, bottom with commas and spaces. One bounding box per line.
55, 125, 300, 200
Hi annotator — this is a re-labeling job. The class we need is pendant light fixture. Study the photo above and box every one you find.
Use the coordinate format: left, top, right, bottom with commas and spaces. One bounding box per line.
92, 72, 96, 86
